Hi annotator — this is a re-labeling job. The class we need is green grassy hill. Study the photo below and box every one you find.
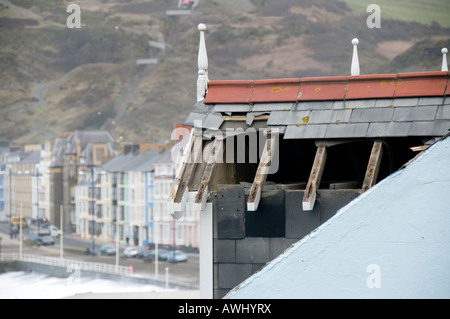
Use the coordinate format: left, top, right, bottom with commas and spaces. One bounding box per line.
0, 0, 449, 145
343, 0, 450, 27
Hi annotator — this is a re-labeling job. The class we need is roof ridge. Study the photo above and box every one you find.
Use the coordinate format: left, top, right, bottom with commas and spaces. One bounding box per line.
204, 71, 450, 104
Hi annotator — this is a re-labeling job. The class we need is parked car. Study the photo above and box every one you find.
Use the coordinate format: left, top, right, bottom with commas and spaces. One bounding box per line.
100, 244, 116, 256
38, 225, 62, 237
151, 248, 170, 261
123, 246, 139, 258
0, 215, 9, 224
40, 235, 55, 245
136, 249, 153, 262
167, 250, 188, 263
27, 234, 54, 246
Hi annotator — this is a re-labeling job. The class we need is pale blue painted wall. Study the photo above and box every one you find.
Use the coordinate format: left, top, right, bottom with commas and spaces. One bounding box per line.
227, 136, 450, 299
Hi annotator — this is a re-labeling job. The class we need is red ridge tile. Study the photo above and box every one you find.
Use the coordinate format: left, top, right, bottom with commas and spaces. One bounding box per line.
204, 72, 450, 104
346, 74, 397, 100
395, 71, 448, 97
298, 76, 348, 101
250, 78, 301, 103
204, 80, 254, 104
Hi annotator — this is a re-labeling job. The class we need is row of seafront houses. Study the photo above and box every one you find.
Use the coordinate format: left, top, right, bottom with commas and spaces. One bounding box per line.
0, 129, 199, 250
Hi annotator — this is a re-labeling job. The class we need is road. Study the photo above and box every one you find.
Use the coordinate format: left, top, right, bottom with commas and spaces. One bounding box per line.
0, 222, 199, 287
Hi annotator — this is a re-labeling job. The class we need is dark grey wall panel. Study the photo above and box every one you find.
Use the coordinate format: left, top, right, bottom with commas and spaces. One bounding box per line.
285, 190, 321, 239
218, 263, 253, 289
216, 185, 246, 239
236, 237, 270, 264
213, 239, 235, 263
245, 190, 285, 237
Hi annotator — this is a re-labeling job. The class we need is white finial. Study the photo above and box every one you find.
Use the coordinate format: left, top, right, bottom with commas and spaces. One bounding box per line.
441, 48, 448, 72
351, 38, 360, 76
197, 23, 209, 102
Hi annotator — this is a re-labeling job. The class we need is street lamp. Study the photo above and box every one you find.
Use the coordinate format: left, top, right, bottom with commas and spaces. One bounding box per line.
35, 167, 41, 247
90, 167, 96, 256
9, 169, 12, 237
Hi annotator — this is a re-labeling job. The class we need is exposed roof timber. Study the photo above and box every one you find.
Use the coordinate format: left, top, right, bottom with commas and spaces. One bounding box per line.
302, 145, 327, 211
170, 129, 203, 215
194, 139, 223, 211
247, 130, 279, 211
361, 141, 383, 193
204, 72, 450, 104
410, 145, 429, 152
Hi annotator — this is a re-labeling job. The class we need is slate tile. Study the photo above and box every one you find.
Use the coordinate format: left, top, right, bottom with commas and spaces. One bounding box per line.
332, 100, 346, 110
345, 99, 376, 109
408, 121, 441, 136
203, 112, 224, 130
324, 123, 369, 138
295, 100, 334, 111
367, 122, 412, 137
267, 110, 311, 126
432, 120, 450, 136
183, 112, 207, 127
374, 98, 394, 108
284, 124, 328, 139
192, 101, 214, 113
392, 97, 419, 107
349, 108, 394, 123
253, 102, 294, 112
417, 97, 444, 106
393, 105, 438, 122
436, 105, 450, 120
308, 110, 333, 124
330, 109, 352, 124
213, 104, 253, 113
444, 96, 450, 105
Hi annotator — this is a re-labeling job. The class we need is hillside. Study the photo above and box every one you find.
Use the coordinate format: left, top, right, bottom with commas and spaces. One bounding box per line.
0, 0, 449, 145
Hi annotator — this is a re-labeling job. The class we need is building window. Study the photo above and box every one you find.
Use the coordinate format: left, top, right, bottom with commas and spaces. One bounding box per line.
120, 206, 125, 221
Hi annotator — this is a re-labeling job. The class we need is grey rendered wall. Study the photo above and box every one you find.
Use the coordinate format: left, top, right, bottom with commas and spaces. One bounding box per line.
213, 186, 360, 299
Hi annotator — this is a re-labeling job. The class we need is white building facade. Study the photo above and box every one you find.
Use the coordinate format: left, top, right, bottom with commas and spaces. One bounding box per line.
74, 145, 199, 249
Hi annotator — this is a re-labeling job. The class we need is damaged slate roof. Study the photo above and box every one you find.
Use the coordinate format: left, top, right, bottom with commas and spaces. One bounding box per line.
184, 72, 450, 139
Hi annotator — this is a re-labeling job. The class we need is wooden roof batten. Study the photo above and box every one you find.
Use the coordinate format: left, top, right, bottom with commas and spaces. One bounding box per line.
170, 25, 450, 217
